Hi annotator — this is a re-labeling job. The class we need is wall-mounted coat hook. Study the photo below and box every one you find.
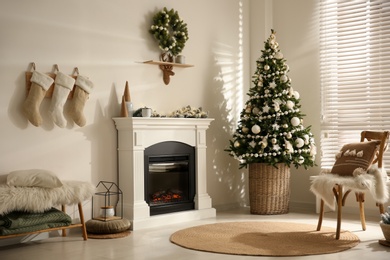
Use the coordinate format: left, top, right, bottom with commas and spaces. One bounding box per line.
53, 64, 59, 73
73, 67, 79, 76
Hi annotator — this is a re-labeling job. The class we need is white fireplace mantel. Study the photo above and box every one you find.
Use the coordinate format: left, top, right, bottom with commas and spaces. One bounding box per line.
113, 117, 216, 230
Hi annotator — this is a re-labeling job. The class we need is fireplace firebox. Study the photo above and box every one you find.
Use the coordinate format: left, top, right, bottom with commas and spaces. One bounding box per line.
144, 141, 195, 215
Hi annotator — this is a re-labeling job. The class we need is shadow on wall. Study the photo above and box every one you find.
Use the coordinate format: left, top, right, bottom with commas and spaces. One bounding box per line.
8, 68, 33, 130
76, 83, 120, 186
204, 47, 248, 209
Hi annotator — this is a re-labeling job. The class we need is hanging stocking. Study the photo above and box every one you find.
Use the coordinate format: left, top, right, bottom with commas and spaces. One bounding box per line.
69, 75, 93, 127
23, 71, 54, 127
49, 72, 75, 128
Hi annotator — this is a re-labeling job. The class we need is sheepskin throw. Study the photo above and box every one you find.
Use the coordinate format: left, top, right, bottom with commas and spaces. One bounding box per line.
0, 180, 95, 216
310, 165, 389, 210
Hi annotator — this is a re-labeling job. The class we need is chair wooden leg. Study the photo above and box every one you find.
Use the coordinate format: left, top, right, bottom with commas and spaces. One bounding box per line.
378, 203, 385, 214
61, 205, 67, 237
336, 185, 343, 240
356, 192, 366, 231
317, 199, 324, 231
78, 203, 88, 240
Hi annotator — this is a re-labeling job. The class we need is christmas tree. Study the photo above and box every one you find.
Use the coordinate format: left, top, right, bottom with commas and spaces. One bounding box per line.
227, 30, 316, 169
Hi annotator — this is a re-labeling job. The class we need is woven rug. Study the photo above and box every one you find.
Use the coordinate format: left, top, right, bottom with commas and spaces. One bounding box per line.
170, 222, 360, 256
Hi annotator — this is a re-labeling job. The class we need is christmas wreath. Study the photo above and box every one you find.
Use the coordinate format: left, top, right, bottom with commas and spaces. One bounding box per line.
149, 7, 189, 56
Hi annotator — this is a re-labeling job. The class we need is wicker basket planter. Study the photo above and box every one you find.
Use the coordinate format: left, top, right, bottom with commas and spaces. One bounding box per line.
249, 163, 291, 215
380, 222, 390, 241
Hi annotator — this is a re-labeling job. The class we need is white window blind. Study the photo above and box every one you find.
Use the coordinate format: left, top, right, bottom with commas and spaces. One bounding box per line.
320, 0, 390, 169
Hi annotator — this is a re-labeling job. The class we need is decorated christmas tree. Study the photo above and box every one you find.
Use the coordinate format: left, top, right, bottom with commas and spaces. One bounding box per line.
227, 30, 316, 169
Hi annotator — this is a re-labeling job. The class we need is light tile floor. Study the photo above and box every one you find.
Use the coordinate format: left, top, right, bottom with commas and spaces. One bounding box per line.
1, 207, 389, 260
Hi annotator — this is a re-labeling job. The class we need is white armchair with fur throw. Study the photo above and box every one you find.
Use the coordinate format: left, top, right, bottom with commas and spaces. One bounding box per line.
310, 131, 389, 239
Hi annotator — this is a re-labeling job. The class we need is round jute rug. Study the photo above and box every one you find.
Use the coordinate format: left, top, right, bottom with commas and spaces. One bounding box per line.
170, 222, 360, 256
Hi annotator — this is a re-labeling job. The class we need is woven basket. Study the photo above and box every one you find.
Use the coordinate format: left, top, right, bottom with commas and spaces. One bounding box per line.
249, 163, 290, 215
380, 222, 390, 241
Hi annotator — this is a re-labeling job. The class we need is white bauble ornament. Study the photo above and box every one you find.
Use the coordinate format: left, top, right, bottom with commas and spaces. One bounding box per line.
264, 65, 270, 71
298, 156, 305, 164
286, 132, 292, 139
293, 91, 300, 99
280, 75, 288, 83
274, 52, 283, 59
234, 141, 240, 148
295, 138, 304, 148
251, 124, 261, 134
310, 144, 317, 156
304, 134, 309, 144
252, 107, 260, 114
272, 138, 277, 144
291, 117, 300, 126
286, 100, 295, 109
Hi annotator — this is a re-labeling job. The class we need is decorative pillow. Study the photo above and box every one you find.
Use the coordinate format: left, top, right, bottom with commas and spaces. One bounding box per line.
330, 140, 381, 176
7, 169, 63, 188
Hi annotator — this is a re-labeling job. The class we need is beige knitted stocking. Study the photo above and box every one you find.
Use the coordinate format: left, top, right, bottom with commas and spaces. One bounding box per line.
23, 71, 54, 127
68, 75, 93, 127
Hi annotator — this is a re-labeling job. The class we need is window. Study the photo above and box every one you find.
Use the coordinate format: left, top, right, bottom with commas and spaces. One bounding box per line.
320, 0, 390, 169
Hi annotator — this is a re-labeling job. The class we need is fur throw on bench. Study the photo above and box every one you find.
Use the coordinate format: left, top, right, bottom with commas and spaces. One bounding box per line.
0, 180, 95, 215
310, 165, 389, 211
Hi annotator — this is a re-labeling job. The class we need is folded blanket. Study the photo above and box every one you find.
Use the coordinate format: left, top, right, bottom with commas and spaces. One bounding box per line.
0, 208, 71, 229
0, 208, 72, 236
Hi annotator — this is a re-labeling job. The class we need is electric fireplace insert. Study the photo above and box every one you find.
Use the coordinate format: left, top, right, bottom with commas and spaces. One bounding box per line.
144, 141, 195, 216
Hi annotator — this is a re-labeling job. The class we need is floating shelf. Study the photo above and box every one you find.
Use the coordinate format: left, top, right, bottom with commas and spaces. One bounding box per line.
143, 60, 194, 85
143, 60, 194, 68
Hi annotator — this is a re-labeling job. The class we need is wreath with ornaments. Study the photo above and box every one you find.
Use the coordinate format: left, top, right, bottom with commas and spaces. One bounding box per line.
149, 7, 189, 57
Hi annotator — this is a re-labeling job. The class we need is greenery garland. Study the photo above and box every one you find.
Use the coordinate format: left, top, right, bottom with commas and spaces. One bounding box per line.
149, 7, 189, 56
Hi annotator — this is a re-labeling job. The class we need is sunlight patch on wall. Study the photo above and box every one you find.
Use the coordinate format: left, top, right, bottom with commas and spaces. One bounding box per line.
213, 1, 244, 134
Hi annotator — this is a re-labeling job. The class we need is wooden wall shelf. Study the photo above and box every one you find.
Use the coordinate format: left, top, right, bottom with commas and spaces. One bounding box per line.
143, 60, 194, 85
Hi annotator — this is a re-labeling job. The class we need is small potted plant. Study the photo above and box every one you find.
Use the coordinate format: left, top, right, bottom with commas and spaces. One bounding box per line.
380, 212, 390, 242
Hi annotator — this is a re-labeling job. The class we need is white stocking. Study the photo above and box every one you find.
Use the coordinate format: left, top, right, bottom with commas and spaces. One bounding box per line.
49, 72, 75, 127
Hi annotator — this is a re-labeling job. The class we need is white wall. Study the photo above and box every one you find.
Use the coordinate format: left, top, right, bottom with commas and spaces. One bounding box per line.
0, 0, 251, 217
1, 0, 382, 219
273, 0, 321, 210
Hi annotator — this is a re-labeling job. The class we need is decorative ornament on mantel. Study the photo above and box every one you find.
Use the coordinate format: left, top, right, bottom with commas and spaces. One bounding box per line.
120, 81, 133, 117
225, 29, 316, 215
